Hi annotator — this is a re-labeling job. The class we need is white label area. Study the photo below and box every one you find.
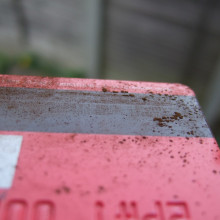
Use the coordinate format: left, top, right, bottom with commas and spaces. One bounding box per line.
0, 135, 23, 188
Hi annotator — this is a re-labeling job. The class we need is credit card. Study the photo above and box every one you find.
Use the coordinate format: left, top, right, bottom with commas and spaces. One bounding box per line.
0, 75, 219, 220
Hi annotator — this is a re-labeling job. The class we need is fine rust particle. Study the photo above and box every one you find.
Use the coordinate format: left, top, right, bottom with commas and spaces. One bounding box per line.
8, 105, 15, 110
55, 189, 61, 194
142, 97, 147, 101
173, 194, 179, 199
129, 94, 135, 97
213, 170, 217, 174
63, 186, 71, 193
112, 91, 118, 93
153, 117, 162, 122
158, 122, 165, 127
187, 131, 194, 135
98, 185, 105, 193
173, 112, 183, 120
153, 112, 184, 127
69, 134, 76, 140
55, 186, 71, 194
121, 90, 128, 93
102, 87, 108, 92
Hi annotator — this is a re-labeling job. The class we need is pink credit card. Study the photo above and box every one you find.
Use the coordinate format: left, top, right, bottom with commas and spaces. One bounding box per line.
0, 74, 219, 220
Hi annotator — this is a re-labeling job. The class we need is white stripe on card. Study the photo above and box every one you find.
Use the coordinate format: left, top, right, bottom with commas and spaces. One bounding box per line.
0, 135, 23, 188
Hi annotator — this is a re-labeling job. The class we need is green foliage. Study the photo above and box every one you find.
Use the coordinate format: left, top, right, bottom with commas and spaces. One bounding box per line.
0, 53, 13, 73
0, 52, 86, 78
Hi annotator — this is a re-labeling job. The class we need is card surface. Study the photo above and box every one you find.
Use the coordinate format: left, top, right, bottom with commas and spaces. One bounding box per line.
0, 75, 219, 220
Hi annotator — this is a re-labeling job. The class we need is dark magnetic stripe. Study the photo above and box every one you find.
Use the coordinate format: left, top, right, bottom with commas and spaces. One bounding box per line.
0, 87, 212, 137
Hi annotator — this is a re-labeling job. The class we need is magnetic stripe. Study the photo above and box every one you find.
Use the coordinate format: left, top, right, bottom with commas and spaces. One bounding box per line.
0, 87, 212, 137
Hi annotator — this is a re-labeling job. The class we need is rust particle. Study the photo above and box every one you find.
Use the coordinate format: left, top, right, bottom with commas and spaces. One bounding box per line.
98, 185, 105, 193
102, 87, 108, 92
213, 170, 217, 174
63, 186, 71, 193
55, 189, 61, 194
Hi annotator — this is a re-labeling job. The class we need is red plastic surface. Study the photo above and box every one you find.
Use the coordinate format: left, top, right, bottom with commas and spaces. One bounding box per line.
0, 74, 194, 96
0, 75, 220, 220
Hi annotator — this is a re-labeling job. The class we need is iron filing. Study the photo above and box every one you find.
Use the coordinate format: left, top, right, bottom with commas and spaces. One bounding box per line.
0, 74, 219, 220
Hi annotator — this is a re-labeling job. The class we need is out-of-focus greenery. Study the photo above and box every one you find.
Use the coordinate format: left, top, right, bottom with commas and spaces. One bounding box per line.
0, 52, 86, 78
0, 53, 12, 73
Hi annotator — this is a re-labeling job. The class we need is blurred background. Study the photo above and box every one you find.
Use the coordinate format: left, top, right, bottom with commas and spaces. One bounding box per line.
0, 0, 220, 142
